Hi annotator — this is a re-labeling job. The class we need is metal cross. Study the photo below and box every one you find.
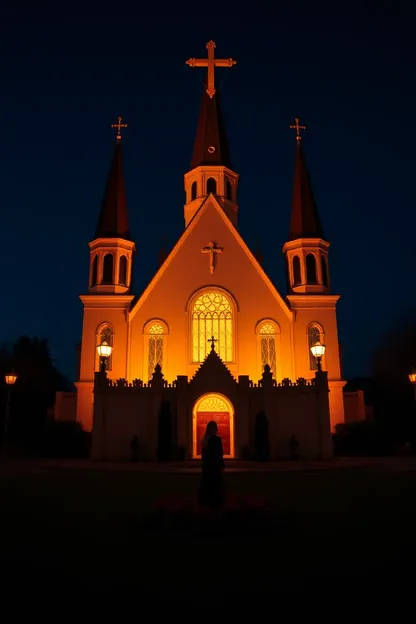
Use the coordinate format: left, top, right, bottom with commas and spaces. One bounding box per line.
289, 117, 306, 142
111, 116, 128, 141
186, 40, 236, 98
201, 241, 223, 274
207, 335, 218, 351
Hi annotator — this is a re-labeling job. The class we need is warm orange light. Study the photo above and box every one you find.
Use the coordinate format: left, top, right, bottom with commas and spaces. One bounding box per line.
310, 342, 325, 359
5, 373, 17, 385
97, 341, 112, 359
409, 369, 416, 385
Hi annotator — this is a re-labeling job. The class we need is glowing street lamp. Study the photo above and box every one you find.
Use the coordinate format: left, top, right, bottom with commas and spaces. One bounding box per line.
310, 342, 326, 372
2, 371, 18, 459
97, 341, 113, 372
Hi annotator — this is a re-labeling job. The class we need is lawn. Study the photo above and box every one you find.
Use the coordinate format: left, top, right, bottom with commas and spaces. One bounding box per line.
1, 462, 415, 606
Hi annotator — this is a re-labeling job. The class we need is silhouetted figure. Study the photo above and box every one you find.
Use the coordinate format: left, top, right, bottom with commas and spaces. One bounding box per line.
130, 435, 140, 461
198, 421, 225, 509
289, 434, 299, 460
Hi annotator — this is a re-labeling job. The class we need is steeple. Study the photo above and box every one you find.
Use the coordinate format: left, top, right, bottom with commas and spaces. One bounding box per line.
289, 139, 324, 241
95, 140, 131, 240
184, 41, 239, 228
283, 119, 330, 294
190, 85, 233, 169
88, 118, 135, 295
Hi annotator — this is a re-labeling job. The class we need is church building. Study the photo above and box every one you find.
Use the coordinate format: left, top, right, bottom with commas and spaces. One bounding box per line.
75, 42, 345, 461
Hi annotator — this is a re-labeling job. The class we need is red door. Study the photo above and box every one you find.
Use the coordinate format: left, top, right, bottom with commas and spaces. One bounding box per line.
197, 411, 230, 456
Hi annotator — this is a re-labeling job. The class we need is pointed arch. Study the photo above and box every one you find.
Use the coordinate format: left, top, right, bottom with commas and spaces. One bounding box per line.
293, 255, 301, 286
206, 177, 217, 195
307, 322, 325, 370
91, 255, 98, 287
306, 253, 317, 284
102, 253, 114, 284
191, 181, 197, 201
119, 255, 128, 286
95, 323, 114, 371
143, 319, 169, 381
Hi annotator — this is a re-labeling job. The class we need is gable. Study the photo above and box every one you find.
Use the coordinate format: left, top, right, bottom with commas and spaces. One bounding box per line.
129, 196, 292, 324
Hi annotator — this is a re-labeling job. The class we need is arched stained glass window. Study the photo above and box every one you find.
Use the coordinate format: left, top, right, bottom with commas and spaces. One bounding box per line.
308, 325, 322, 370
192, 292, 233, 362
259, 323, 277, 375
96, 324, 113, 371
147, 323, 164, 380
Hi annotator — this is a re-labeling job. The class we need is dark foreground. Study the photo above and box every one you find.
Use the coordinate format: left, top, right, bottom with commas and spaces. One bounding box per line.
1, 458, 415, 609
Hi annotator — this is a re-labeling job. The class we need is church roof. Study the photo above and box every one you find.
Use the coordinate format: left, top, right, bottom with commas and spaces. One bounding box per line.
190, 84, 233, 170
95, 141, 131, 240
289, 140, 325, 241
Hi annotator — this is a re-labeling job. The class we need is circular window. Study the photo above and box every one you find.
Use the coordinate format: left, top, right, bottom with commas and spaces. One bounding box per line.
208, 145, 216, 154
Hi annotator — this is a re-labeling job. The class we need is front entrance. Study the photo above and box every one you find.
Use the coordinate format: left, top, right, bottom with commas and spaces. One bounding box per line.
192, 393, 234, 458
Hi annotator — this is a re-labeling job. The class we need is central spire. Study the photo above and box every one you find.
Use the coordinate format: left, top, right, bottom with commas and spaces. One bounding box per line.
191, 84, 232, 169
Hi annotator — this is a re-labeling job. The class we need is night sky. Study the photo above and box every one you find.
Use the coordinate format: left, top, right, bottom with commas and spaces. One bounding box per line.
1, 3, 415, 382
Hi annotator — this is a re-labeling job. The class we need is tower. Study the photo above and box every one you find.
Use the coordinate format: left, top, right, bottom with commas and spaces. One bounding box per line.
184, 41, 239, 228
282, 119, 330, 294
75, 118, 135, 432
88, 117, 135, 294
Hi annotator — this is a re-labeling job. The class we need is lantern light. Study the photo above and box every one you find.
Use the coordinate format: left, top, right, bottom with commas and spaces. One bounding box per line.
97, 341, 112, 359
310, 342, 326, 359
5, 373, 17, 386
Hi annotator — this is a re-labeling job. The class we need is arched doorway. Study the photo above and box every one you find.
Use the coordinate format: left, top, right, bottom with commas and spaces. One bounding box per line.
192, 393, 234, 458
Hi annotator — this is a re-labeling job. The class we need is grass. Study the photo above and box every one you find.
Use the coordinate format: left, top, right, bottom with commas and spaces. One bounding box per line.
1, 463, 415, 606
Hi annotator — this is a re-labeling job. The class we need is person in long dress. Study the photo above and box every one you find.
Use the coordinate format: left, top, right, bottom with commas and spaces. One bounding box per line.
198, 420, 225, 509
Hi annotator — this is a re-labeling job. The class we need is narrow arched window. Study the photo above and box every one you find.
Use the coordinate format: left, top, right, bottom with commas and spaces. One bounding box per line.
259, 323, 277, 375
91, 255, 98, 287
191, 181, 197, 201
306, 253, 317, 284
119, 255, 127, 286
226, 179, 233, 201
206, 178, 217, 194
308, 325, 323, 370
102, 253, 114, 284
96, 324, 113, 371
321, 255, 328, 287
192, 291, 233, 362
147, 323, 165, 380
293, 255, 301, 286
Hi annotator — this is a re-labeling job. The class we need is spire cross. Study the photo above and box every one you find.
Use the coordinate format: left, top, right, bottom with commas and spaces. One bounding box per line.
186, 40, 236, 98
208, 335, 218, 351
201, 241, 223, 274
290, 117, 306, 142
111, 116, 128, 141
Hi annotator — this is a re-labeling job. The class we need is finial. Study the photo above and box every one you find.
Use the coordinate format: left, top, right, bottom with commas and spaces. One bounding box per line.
111, 116, 128, 141
290, 117, 306, 142
207, 335, 218, 351
186, 41, 236, 98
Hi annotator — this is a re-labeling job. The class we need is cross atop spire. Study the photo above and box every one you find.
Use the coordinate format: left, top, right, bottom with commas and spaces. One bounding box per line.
290, 117, 306, 142
207, 335, 218, 351
186, 40, 236, 98
111, 116, 128, 142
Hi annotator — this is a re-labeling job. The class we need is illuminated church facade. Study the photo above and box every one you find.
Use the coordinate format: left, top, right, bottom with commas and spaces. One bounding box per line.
75, 42, 345, 460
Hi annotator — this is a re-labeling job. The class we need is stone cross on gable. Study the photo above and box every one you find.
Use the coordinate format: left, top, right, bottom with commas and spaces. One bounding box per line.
201, 241, 223, 274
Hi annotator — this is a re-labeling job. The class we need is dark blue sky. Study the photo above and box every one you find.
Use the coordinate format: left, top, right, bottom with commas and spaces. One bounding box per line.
1, 3, 415, 381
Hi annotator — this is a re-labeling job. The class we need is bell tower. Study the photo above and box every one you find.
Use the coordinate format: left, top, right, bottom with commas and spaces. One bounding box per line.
184, 41, 239, 228
282, 119, 330, 294
89, 117, 135, 294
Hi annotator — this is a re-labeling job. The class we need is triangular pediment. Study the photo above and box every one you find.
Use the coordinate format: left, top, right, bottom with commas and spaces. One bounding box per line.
129, 194, 292, 322
189, 347, 237, 392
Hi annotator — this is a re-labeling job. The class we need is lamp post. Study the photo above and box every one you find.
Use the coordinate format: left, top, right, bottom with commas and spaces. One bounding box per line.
2, 372, 18, 459
310, 342, 326, 372
409, 368, 416, 403
97, 341, 113, 372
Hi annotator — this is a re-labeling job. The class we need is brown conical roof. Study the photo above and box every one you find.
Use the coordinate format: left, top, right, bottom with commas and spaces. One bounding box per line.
289, 140, 324, 241
95, 141, 131, 240
190, 84, 232, 169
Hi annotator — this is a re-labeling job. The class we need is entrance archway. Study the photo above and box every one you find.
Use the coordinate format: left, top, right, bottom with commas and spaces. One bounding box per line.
192, 393, 234, 458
